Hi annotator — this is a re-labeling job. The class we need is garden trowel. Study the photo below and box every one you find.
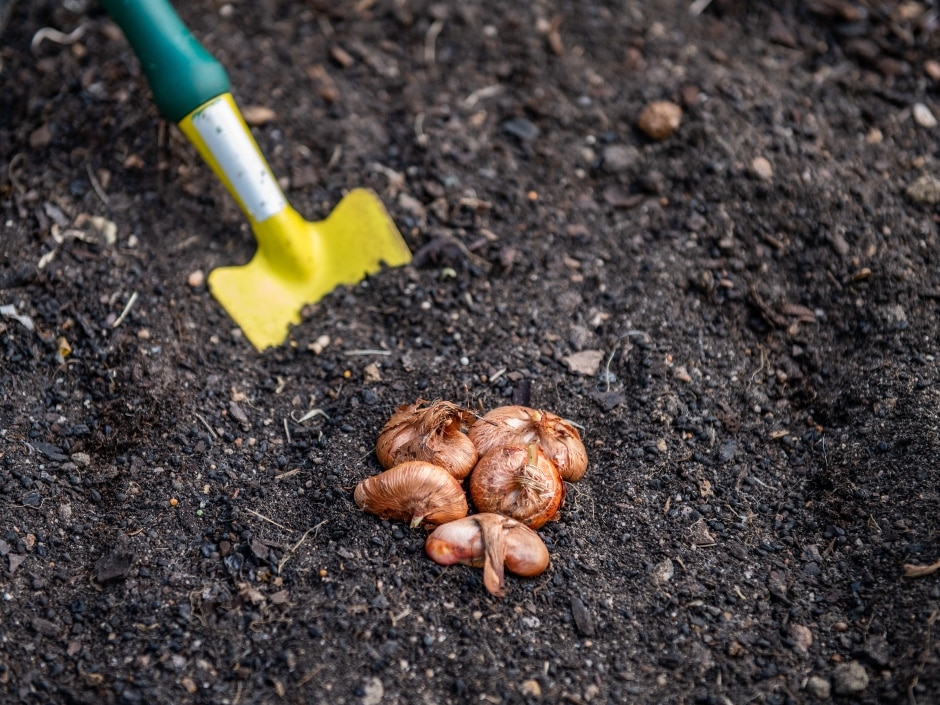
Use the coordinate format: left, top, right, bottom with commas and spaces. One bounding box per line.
100, 0, 412, 351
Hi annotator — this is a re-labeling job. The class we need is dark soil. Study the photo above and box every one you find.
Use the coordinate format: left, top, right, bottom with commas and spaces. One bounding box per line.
2, 1, 940, 703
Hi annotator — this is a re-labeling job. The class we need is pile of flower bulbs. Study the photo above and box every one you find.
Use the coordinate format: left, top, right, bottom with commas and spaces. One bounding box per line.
354, 400, 587, 596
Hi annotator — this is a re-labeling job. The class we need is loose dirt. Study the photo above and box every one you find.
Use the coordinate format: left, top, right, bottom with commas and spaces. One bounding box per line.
2, 1, 939, 703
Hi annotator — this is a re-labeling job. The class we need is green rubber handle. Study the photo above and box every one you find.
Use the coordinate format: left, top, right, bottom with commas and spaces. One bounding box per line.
100, 0, 230, 122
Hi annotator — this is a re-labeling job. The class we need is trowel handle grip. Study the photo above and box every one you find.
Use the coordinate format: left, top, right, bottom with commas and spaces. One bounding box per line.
100, 0, 230, 123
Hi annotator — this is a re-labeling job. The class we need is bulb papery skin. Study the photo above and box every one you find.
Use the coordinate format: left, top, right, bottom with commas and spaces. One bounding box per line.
468, 444, 565, 529
376, 400, 478, 480
425, 513, 550, 596
468, 405, 588, 482
354, 461, 468, 528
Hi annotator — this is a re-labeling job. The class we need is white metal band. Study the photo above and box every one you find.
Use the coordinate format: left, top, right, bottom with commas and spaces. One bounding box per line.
191, 98, 287, 222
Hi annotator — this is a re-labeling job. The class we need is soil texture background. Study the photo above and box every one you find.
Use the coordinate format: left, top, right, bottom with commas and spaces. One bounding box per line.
2, 1, 940, 703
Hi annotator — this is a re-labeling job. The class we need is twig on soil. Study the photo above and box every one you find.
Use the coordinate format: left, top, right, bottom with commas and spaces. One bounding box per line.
31, 25, 86, 53
244, 507, 293, 532
112, 292, 138, 328
277, 520, 327, 574
344, 349, 391, 356
297, 665, 325, 688
414, 113, 428, 148
326, 145, 342, 170
283, 418, 291, 444
625, 330, 651, 344
317, 16, 334, 38
903, 559, 940, 578
425, 19, 444, 64
463, 84, 503, 108
370, 162, 405, 196
604, 345, 618, 392
171, 235, 200, 252
564, 418, 586, 432
85, 163, 110, 207
748, 475, 774, 490
389, 607, 412, 626
194, 413, 219, 440
7, 153, 25, 195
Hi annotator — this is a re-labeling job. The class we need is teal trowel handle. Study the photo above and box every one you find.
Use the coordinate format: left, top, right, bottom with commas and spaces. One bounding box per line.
99, 0, 230, 122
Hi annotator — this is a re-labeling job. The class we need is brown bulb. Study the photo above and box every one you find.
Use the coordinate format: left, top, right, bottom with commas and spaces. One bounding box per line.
425, 513, 550, 596
353, 461, 468, 528
468, 405, 588, 481
468, 444, 564, 529
375, 399, 478, 480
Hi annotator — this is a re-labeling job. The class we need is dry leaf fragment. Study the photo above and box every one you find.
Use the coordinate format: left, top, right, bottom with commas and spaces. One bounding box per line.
688, 518, 716, 547
237, 582, 265, 604
562, 349, 604, 375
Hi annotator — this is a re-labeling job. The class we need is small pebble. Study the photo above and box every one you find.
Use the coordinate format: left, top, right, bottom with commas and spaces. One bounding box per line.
242, 105, 277, 126
750, 156, 774, 181
502, 117, 541, 142
913, 103, 937, 129
832, 661, 868, 696
926, 59, 940, 82
188, 270, 205, 288
308, 334, 330, 355
906, 174, 940, 205
806, 675, 831, 700
637, 100, 682, 140
602, 144, 639, 173
520, 680, 542, 698
790, 623, 813, 653
29, 124, 52, 149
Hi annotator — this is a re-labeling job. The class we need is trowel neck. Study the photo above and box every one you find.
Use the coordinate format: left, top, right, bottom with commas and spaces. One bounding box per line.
177, 94, 289, 226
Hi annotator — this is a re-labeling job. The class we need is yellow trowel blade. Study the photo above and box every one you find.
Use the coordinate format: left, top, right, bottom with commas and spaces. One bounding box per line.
208, 188, 411, 351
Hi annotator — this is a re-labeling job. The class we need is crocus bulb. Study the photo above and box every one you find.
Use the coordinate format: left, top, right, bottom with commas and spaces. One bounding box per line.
354, 461, 468, 528
376, 400, 478, 480
468, 443, 565, 529
425, 513, 550, 596
468, 405, 588, 481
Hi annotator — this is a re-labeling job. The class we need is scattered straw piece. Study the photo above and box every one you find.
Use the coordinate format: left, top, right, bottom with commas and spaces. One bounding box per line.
31, 25, 86, 53
112, 292, 138, 328
903, 559, 940, 578
244, 508, 293, 532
